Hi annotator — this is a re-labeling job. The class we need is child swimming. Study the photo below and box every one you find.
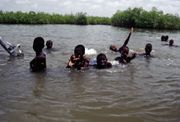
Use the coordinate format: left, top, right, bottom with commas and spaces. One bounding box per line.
137, 43, 153, 57
161, 35, 169, 42
46, 40, 53, 49
162, 39, 179, 47
109, 27, 133, 53
115, 46, 136, 64
66, 44, 89, 70
95, 53, 112, 69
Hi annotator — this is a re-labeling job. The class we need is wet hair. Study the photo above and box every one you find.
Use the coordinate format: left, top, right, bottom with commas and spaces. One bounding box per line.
96, 53, 112, 69
161, 35, 168, 41
74, 44, 85, 56
165, 35, 169, 41
145, 43, 152, 55
169, 39, 174, 46
161, 35, 164, 41
33, 37, 44, 53
96, 53, 107, 65
46, 40, 53, 49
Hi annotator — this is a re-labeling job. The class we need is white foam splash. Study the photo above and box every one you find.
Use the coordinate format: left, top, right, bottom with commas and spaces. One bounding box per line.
89, 58, 96, 65
109, 60, 119, 65
89, 59, 120, 67
166, 58, 174, 66
85, 48, 97, 55
129, 49, 135, 53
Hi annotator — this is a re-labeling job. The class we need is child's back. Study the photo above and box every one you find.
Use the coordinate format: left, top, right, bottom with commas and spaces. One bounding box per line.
30, 37, 46, 72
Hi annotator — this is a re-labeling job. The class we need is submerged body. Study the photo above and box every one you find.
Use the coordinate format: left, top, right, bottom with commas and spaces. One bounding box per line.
162, 39, 179, 47
30, 52, 46, 72
136, 43, 154, 58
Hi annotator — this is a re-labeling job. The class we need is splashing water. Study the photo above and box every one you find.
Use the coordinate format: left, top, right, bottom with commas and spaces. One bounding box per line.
85, 48, 97, 55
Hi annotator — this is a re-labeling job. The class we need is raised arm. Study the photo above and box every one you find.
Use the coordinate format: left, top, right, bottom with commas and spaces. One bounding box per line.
122, 27, 133, 47
119, 27, 133, 53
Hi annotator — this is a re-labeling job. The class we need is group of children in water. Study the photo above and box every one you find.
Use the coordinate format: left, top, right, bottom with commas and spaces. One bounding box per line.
161, 35, 179, 47
0, 27, 178, 72
30, 27, 179, 72
29, 27, 150, 72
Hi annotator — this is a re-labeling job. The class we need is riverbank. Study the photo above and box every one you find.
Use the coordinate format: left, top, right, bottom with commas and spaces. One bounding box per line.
0, 7, 180, 30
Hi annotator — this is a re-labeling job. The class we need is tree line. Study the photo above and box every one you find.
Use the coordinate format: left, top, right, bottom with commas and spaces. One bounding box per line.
0, 11, 111, 25
111, 7, 180, 30
0, 7, 180, 30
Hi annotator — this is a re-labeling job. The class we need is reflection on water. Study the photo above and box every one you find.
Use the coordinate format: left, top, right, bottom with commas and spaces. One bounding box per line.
0, 25, 180, 122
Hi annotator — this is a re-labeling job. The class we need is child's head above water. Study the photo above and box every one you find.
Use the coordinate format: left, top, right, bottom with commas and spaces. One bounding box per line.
145, 43, 152, 55
33, 37, 44, 54
46, 40, 53, 49
121, 46, 129, 57
97, 53, 108, 66
96, 53, 112, 69
161, 35, 169, 41
74, 44, 85, 57
169, 39, 174, 46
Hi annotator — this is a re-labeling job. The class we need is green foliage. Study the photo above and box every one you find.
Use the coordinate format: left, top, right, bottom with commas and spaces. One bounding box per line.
88, 16, 111, 25
112, 7, 180, 30
0, 11, 110, 25
75, 12, 87, 25
1, 8, 179, 29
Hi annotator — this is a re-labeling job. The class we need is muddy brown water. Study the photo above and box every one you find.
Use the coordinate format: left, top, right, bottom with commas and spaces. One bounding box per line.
0, 24, 180, 122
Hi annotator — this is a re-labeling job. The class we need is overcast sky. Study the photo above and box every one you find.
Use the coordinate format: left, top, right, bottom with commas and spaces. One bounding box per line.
0, 0, 180, 17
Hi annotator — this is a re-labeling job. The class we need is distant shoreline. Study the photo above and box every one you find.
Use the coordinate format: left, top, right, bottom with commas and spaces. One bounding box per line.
0, 7, 180, 30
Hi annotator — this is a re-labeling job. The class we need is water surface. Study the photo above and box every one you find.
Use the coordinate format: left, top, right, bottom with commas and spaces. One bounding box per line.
0, 24, 180, 122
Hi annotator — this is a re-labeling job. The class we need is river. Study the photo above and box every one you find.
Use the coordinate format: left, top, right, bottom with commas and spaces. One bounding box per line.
0, 24, 180, 122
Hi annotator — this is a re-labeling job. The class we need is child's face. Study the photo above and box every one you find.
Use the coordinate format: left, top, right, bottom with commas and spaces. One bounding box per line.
100, 58, 107, 66
122, 47, 129, 57
47, 42, 53, 48
75, 52, 82, 58
97, 56, 107, 66
74, 48, 83, 57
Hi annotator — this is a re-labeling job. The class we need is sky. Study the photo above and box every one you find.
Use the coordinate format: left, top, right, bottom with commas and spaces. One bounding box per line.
0, 0, 180, 17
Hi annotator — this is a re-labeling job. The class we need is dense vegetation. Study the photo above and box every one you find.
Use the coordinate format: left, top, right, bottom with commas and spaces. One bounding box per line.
111, 7, 180, 30
0, 7, 180, 30
0, 11, 111, 25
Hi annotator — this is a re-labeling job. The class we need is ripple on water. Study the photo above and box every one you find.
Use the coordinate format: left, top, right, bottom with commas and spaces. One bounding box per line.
1, 25, 180, 122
